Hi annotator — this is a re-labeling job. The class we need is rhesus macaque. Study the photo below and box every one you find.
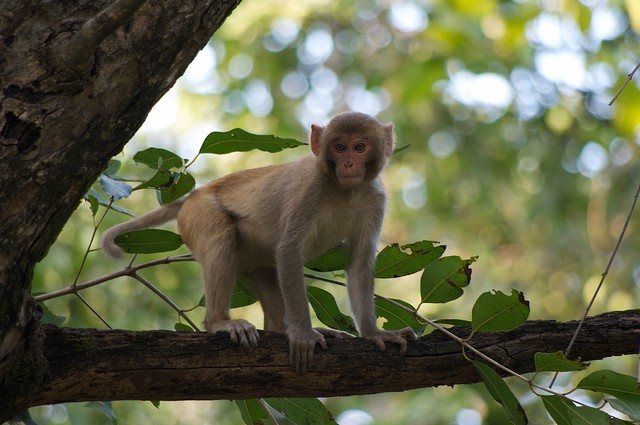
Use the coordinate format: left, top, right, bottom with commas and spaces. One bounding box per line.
102, 112, 417, 372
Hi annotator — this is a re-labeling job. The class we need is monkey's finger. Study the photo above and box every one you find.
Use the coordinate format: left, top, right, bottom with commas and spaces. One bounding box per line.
397, 338, 408, 355
373, 337, 387, 352
248, 328, 260, 346
317, 335, 328, 350
230, 324, 250, 347
397, 327, 418, 340
304, 347, 313, 373
290, 344, 304, 374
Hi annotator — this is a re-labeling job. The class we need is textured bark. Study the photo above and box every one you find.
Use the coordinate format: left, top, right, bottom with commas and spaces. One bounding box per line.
0, 0, 241, 417
23, 310, 640, 411
1, 1, 638, 421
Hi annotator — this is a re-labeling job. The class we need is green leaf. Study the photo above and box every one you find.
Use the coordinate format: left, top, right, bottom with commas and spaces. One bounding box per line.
578, 370, 640, 420
471, 289, 529, 333
305, 244, 349, 272
472, 360, 527, 425
100, 175, 133, 200
607, 397, 640, 422
175, 323, 194, 332
393, 144, 411, 154
375, 298, 427, 334
84, 402, 118, 425
133, 147, 186, 170
420, 256, 471, 303
578, 370, 640, 399
541, 395, 573, 425
39, 303, 66, 326
542, 394, 633, 425
307, 286, 357, 333
114, 229, 183, 254
104, 159, 121, 176
133, 169, 172, 191
231, 277, 258, 308
265, 398, 337, 425
200, 129, 306, 154
534, 351, 586, 372
570, 406, 632, 425
236, 399, 269, 425
87, 194, 100, 217
375, 241, 446, 278
159, 172, 195, 204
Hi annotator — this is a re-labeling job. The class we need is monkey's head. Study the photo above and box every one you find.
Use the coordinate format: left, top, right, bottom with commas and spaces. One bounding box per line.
310, 112, 394, 188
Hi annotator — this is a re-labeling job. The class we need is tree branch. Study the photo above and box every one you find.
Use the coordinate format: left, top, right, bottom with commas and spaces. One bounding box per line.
22, 309, 640, 412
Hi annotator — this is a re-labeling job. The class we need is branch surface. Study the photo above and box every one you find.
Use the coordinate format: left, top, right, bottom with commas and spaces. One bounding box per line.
31, 310, 640, 407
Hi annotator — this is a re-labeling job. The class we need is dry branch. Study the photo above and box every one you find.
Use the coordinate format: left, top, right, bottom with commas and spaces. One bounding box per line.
28, 309, 640, 408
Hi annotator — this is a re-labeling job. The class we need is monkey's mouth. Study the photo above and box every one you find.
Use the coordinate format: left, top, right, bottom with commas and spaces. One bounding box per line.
337, 174, 365, 185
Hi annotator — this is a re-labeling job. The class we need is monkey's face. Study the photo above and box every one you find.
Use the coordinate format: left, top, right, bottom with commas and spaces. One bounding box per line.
326, 135, 379, 187
309, 113, 394, 188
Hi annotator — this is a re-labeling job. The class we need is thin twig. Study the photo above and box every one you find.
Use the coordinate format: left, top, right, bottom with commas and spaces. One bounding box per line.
609, 61, 640, 106
34, 254, 194, 302
71, 199, 113, 288
565, 180, 640, 357
75, 292, 112, 329
130, 272, 202, 332
549, 179, 640, 388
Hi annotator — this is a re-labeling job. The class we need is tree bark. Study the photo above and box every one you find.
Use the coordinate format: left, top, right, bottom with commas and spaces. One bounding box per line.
4, 309, 632, 418
0, 0, 241, 416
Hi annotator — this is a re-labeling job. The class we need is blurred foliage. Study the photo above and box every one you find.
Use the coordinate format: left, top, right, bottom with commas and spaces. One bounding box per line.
30, 0, 640, 423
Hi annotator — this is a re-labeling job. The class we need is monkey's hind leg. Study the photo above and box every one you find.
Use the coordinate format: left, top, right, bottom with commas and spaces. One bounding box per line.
181, 199, 260, 347
252, 267, 287, 333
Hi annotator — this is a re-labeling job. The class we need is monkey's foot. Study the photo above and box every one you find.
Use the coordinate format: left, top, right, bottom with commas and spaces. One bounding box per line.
206, 319, 259, 347
362, 327, 417, 354
314, 327, 354, 339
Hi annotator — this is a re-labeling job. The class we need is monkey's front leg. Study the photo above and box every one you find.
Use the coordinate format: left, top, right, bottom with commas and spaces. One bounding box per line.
284, 295, 328, 373
277, 244, 327, 373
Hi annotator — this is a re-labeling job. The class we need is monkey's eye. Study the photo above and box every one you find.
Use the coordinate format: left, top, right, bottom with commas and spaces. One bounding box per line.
354, 142, 366, 152
334, 143, 347, 152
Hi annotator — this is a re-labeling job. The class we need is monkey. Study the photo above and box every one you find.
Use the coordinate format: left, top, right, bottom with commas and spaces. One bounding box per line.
101, 111, 417, 373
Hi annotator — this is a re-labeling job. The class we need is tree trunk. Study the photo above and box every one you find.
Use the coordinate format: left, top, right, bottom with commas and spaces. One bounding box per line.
3, 309, 632, 418
0, 0, 241, 416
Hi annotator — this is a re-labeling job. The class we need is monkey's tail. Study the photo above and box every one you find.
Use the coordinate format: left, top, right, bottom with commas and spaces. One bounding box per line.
100, 199, 185, 258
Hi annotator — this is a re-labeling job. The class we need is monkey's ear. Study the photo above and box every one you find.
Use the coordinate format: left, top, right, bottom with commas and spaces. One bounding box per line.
383, 124, 394, 157
310, 124, 324, 156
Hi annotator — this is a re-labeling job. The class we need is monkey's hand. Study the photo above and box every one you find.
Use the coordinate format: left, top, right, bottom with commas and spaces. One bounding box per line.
287, 328, 327, 374
206, 319, 260, 347
361, 327, 417, 355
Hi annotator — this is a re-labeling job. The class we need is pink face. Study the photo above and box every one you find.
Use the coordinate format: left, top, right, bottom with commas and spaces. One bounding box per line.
310, 118, 393, 189
327, 136, 372, 187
